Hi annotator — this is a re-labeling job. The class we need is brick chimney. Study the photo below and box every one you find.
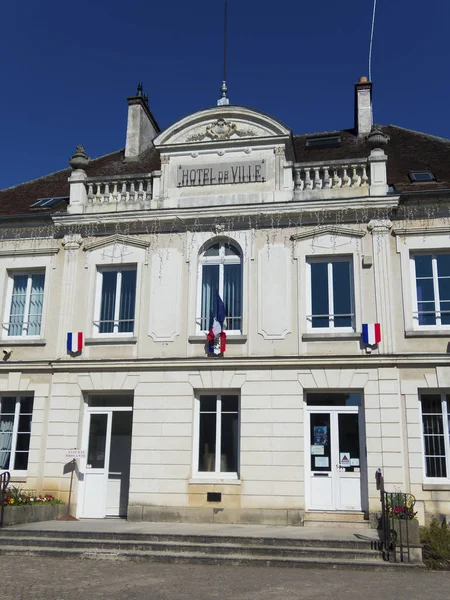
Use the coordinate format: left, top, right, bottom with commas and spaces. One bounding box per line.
125, 83, 160, 159
354, 76, 373, 137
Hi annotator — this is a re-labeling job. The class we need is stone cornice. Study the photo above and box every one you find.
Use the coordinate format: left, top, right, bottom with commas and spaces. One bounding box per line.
392, 225, 450, 237
1, 353, 450, 373
0, 246, 59, 257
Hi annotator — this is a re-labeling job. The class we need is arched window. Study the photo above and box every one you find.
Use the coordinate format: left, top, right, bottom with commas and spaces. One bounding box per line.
198, 241, 242, 333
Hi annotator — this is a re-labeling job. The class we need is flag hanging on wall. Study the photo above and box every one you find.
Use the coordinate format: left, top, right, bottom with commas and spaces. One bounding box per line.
67, 332, 83, 353
206, 293, 227, 355
362, 323, 381, 345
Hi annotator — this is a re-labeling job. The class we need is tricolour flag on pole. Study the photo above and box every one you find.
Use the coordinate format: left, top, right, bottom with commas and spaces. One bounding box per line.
206, 293, 227, 355
67, 332, 83, 353
362, 323, 381, 345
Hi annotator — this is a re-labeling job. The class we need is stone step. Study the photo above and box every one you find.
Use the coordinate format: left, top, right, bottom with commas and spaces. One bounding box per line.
304, 520, 370, 529
0, 534, 384, 561
0, 529, 377, 550
0, 544, 424, 571
305, 511, 367, 522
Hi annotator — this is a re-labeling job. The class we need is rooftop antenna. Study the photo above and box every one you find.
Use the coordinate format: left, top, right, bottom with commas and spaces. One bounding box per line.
217, 0, 230, 106
368, 0, 377, 82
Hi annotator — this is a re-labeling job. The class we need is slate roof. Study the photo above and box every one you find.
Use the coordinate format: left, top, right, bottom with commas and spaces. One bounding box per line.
0, 125, 448, 218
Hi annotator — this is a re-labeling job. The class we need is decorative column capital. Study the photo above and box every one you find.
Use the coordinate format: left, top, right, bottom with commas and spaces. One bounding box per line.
368, 219, 393, 233
62, 234, 83, 250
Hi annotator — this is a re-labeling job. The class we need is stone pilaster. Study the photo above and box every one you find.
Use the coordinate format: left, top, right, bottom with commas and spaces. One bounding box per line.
368, 219, 394, 354
56, 235, 83, 357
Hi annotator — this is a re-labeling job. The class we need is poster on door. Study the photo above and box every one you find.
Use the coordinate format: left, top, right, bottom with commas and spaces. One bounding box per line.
339, 452, 351, 467
313, 426, 328, 445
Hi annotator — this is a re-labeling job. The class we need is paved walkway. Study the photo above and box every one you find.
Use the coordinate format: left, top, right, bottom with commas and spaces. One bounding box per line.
0, 555, 448, 600
7, 518, 379, 542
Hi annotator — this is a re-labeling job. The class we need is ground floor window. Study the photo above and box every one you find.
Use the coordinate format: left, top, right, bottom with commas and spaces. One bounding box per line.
0, 396, 34, 474
195, 393, 239, 478
421, 393, 450, 479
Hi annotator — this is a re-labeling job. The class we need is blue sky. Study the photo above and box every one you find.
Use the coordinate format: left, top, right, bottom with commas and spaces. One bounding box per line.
1, 0, 449, 190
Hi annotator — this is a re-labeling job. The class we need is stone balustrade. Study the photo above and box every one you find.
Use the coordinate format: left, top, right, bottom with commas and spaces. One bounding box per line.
294, 158, 369, 191
86, 175, 154, 204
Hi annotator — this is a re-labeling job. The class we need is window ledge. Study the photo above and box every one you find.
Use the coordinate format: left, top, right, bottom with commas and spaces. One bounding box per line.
188, 478, 241, 485
302, 332, 360, 341
1, 338, 46, 346
188, 335, 247, 344
422, 483, 450, 491
405, 330, 450, 338
84, 337, 137, 346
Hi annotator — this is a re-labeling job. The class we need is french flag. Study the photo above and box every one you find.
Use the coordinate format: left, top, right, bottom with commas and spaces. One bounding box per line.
67, 332, 83, 353
206, 294, 227, 355
362, 323, 381, 346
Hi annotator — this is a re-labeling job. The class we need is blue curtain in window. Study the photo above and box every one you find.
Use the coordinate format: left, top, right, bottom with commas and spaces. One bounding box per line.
8, 274, 28, 336
119, 270, 137, 333
333, 262, 352, 327
201, 265, 219, 331
224, 264, 242, 331
311, 263, 329, 328
28, 274, 45, 336
415, 255, 435, 326
99, 272, 117, 333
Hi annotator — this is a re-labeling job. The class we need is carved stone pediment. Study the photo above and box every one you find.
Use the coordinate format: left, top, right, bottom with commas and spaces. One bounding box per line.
154, 106, 291, 148
83, 234, 150, 252
290, 225, 366, 242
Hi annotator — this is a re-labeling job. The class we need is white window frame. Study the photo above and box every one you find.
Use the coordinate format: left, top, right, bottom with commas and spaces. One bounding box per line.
0, 396, 34, 477
2, 270, 46, 339
192, 392, 240, 481
420, 392, 450, 482
411, 253, 450, 329
196, 242, 242, 335
93, 265, 137, 337
306, 256, 355, 332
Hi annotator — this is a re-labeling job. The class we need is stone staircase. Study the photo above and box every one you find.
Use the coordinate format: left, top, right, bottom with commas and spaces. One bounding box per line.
0, 528, 422, 570
303, 511, 370, 529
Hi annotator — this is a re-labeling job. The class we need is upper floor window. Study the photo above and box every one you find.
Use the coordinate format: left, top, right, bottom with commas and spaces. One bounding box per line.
307, 257, 355, 330
198, 242, 242, 333
94, 266, 137, 335
0, 396, 34, 474
413, 254, 450, 327
421, 393, 450, 479
3, 271, 45, 338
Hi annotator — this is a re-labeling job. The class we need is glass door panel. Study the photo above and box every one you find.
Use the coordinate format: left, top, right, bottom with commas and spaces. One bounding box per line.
87, 413, 108, 469
310, 413, 331, 472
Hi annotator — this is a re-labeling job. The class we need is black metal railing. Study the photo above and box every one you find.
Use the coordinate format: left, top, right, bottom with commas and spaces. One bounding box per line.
377, 469, 417, 563
0, 471, 11, 528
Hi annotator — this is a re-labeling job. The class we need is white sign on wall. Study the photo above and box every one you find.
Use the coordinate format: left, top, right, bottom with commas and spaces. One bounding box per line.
177, 160, 266, 187
66, 449, 86, 460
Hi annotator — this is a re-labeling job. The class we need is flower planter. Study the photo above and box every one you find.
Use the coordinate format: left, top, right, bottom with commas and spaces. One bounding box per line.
392, 519, 420, 545
1, 504, 66, 527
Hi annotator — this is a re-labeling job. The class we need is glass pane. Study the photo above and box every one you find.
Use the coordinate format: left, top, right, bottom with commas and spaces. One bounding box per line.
415, 255, 433, 278
424, 435, 445, 456
1, 397, 16, 414
310, 262, 329, 328
0, 414, 14, 469
200, 265, 219, 331
425, 456, 447, 478
307, 392, 361, 407
198, 413, 216, 472
423, 414, 443, 435
438, 278, 450, 302
204, 243, 220, 257
417, 301, 436, 326
8, 274, 27, 336
0, 451, 10, 470
118, 269, 136, 333
221, 395, 239, 412
109, 412, 132, 480
338, 413, 360, 472
310, 413, 331, 471
421, 395, 442, 414
221, 413, 238, 472
224, 264, 242, 331
15, 433, 30, 452
333, 261, 352, 328
440, 301, 450, 325
13, 452, 29, 471
224, 244, 240, 256
18, 413, 32, 433
28, 273, 45, 336
436, 254, 450, 277
416, 279, 435, 302
19, 397, 33, 414
200, 395, 217, 412
99, 271, 117, 334
89, 396, 133, 408
87, 414, 108, 469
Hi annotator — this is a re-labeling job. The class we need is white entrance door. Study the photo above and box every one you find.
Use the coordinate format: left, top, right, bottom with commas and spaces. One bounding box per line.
82, 409, 132, 518
307, 408, 362, 511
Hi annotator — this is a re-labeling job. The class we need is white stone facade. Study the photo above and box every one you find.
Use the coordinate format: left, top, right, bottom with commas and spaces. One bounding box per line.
1, 95, 449, 526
